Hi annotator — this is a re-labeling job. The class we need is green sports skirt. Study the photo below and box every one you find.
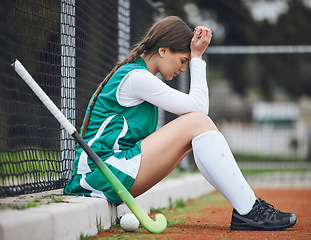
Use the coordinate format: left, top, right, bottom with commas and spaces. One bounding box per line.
63, 140, 142, 206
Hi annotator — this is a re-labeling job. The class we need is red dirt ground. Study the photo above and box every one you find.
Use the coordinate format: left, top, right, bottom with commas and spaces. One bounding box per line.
92, 188, 311, 240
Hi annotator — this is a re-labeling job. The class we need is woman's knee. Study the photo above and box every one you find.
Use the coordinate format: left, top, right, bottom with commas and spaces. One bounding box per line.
180, 112, 218, 135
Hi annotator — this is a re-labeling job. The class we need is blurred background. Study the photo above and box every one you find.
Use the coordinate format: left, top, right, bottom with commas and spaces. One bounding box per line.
0, 0, 310, 197
162, 0, 311, 159
161, 0, 311, 185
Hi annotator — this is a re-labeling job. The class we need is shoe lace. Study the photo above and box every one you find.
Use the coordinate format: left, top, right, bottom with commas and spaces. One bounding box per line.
256, 199, 279, 217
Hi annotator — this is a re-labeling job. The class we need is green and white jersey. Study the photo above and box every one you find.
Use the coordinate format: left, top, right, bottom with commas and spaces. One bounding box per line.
64, 56, 158, 205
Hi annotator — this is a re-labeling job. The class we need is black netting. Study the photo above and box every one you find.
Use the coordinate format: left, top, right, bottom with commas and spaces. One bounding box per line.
0, 0, 63, 196
130, 0, 158, 46
0, 0, 159, 197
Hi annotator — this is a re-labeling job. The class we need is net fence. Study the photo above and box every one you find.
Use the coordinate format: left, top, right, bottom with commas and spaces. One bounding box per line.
203, 50, 311, 186
0, 0, 162, 197
204, 48, 311, 160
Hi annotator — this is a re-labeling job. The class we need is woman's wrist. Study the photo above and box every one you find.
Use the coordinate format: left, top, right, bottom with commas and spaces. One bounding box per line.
191, 53, 202, 59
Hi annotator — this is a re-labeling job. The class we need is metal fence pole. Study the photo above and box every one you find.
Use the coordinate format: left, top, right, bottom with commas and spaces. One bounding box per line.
60, 0, 76, 179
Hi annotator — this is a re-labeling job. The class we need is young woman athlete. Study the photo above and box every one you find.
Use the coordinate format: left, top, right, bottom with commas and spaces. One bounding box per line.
64, 16, 297, 231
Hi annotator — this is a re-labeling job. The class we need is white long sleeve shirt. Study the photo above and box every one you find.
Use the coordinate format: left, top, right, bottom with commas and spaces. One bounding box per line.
117, 57, 209, 115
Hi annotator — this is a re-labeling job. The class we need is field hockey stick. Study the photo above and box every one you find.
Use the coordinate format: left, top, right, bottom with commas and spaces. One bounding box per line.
11, 59, 167, 233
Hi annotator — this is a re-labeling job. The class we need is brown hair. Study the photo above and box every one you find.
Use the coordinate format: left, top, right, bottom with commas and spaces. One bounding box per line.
80, 16, 193, 137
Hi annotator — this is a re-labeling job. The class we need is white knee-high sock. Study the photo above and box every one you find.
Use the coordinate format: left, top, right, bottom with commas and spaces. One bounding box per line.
192, 131, 256, 215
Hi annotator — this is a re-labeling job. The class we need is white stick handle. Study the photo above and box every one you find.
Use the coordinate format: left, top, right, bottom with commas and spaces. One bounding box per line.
12, 59, 76, 135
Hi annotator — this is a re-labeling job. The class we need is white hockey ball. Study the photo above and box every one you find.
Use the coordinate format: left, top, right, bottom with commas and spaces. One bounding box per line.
120, 213, 140, 232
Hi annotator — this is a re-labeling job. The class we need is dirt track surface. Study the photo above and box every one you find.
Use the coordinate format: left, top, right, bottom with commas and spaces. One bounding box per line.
93, 188, 311, 239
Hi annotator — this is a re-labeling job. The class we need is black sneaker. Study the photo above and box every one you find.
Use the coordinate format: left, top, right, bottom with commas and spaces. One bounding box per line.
230, 198, 297, 231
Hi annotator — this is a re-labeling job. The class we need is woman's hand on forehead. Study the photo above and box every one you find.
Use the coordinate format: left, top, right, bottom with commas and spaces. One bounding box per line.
190, 26, 212, 59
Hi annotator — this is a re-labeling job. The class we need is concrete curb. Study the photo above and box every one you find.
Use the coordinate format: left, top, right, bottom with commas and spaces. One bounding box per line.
0, 174, 214, 240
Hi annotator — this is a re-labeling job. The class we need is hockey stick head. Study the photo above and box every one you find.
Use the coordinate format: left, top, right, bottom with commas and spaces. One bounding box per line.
124, 193, 167, 233
149, 213, 167, 233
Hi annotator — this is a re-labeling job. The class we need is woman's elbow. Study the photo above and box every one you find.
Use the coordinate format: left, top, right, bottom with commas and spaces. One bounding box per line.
195, 103, 209, 115
205, 106, 209, 115
202, 106, 209, 115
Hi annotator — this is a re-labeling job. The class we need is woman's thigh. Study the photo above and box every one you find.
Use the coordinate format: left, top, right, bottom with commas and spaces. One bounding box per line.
129, 112, 218, 197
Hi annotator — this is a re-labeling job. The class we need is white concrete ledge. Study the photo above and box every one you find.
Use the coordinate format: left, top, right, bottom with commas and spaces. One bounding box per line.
0, 174, 214, 240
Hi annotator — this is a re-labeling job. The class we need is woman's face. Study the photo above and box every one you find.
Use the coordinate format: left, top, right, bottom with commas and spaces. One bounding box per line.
157, 48, 190, 80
